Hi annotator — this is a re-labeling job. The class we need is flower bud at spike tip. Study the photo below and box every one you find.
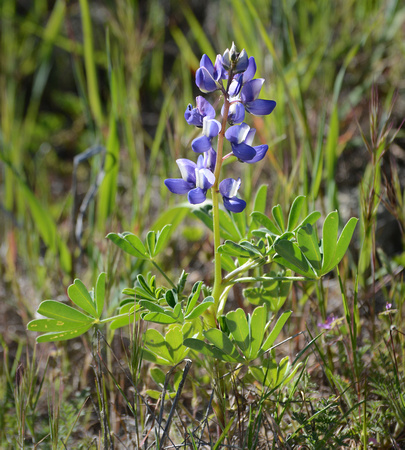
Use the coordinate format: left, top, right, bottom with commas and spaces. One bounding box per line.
222, 42, 249, 74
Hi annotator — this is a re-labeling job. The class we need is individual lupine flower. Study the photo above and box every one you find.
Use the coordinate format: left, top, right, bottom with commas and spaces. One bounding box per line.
195, 54, 226, 93
226, 101, 246, 125
225, 122, 268, 163
219, 178, 246, 213
222, 57, 276, 122
164, 156, 215, 205
222, 42, 249, 74
184, 96, 215, 128
240, 78, 276, 116
191, 116, 222, 153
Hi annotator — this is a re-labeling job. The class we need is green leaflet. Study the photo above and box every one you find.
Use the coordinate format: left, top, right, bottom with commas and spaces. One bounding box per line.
35, 324, 93, 343
37, 300, 93, 323
68, 279, 98, 317
248, 305, 267, 360
297, 223, 322, 271
95, 272, 106, 318
226, 308, 250, 356
261, 310, 292, 354
274, 240, 317, 278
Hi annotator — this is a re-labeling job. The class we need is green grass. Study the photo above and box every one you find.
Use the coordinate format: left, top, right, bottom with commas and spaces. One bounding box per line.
1, 0, 405, 447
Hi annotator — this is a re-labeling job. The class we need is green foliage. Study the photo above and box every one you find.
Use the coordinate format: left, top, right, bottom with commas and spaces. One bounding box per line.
184, 307, 293, 365
106, 225, 172, 260
27, 273, 106, 342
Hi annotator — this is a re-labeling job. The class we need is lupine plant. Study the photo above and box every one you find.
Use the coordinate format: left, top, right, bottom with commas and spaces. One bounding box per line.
27, 43, 357, 413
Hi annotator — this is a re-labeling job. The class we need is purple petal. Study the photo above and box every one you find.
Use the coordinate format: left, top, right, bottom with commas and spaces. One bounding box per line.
192, 135, 212, 153
200, 54, 214, 75
195, 168, 215, 190
231, 142, 257, 161
203, 118, 221, 139
245, 99, 276, 116
242, 57, 257, 83
184, 104, 203, 127
241, 78, 264, 103
245, 128, 256, 145
202, 148, 217, 172
219, 178, 241, 198
196, 96, 215, 119
227, 102, 245, 124
214, 54, 226, 80
223, 196, 246, 213
225, 122, 250, 144
165, 179, 194, 195
228, 75, 243, 97
196, 67, 217, 93
176, 159, 197, 183
244, 145, 268, 163
188, 187, 207, 204
234, 49, 249, 74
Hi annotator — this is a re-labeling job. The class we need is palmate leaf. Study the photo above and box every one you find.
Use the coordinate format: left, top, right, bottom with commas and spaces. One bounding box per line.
29, 300, 94, 343
143, 326, 189, 365
29, 275, 108, 342
325, 216, 358, 274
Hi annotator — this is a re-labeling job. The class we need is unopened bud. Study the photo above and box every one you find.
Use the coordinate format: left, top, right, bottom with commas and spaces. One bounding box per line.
222, 42, 248, 74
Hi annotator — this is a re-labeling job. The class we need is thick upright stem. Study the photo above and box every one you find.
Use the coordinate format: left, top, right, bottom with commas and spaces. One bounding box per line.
211, 97, 230, 314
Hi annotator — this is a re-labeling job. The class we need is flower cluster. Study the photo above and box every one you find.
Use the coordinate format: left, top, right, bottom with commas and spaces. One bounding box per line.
165, 43, 276, 213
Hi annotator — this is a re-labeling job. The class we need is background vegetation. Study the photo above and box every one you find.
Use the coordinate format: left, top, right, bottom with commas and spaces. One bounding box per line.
0, 0, 404, 447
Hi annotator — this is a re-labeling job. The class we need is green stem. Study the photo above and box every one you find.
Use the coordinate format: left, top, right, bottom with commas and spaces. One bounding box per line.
228, 275, 308, 285
98, 312, 134, 325
211, 96, 231, 314
151, 260, 176, 289
222, 258, 266, 284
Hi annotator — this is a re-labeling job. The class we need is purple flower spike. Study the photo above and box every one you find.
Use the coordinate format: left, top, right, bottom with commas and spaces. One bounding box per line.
165, 157, 215, 205
219, 178, 246, 213
195, 54, 225, 93
184, 96, 215, 128
192, 117, 222, 153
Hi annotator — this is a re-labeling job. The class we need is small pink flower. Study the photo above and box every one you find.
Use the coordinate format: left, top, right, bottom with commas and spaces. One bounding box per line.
318, 315, 337, 330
